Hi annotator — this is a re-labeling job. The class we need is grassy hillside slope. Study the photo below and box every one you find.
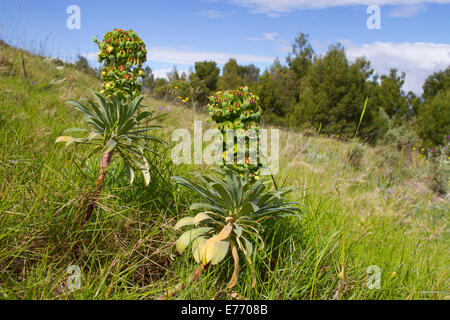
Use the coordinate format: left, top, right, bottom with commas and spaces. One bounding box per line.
0, 42, 448, 300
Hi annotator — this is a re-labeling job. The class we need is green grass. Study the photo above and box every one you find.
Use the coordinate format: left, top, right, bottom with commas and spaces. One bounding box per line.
0, 42, 448, 300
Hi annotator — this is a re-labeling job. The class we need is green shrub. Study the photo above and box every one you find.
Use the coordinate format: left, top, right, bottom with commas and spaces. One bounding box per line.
429, 147, 449, 196
430, 163, 449, 196
377, 106, 420, 151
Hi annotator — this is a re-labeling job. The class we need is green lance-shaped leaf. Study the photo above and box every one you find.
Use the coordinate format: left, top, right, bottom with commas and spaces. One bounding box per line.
189, 202, 227, 214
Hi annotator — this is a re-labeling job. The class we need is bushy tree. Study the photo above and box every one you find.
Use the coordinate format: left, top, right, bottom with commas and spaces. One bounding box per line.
167, 66, 180, 82
190, 61, 220, 105
286, 33, 314, 84
417, 89, 450, 147
218, 59, 260, 91
422, 66, 450, 101
191, 61, 220, 91
289, 44, 375, 137
256, 59, 296, 124
372, 69, 410, 123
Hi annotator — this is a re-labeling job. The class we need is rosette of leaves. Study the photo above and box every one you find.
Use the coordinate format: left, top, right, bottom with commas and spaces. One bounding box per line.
207, 86, 263, 180
94, 28, 147, 101
56, 91, 165, 225
172, 169, 301, 288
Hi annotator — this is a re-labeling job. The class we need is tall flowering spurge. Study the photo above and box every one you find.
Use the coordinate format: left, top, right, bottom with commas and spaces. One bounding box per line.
169, 88, 301, 293
207, 86, 263, 180
57, 29, 164, 234
94, 28, 147, 101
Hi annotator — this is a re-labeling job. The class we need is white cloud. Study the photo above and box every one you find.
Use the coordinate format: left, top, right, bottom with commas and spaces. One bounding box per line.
228, 0, 450, 16
147, 46, 274, 65
196, 9, 234, 18
346, 42, 450, 93
263, 32, 278, 40
387, 5, 426, 17
248, 33, 291, 52
82, 52, 98, 61
248, 33, 278, 41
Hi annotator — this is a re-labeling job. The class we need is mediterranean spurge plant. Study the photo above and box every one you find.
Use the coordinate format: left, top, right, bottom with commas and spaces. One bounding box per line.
172, 169, 301, 289
56, 29, 164, 231
163, 86, 300, 297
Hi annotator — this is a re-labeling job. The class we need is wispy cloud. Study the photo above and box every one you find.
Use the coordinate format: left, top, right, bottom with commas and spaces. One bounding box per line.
262, 32, 278, 40
147, 46, 274, 65
346, 41, 450, 93
196, 9, 234, 18
249, 33, 291, 52
387, 5, 426, 17
248, 33, 278, 41
82, 52, 98, 61
227, 0, 450, 16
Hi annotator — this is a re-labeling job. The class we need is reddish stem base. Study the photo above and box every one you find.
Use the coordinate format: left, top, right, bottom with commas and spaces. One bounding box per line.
73, 152, 112, 259
157, 264, 208, 300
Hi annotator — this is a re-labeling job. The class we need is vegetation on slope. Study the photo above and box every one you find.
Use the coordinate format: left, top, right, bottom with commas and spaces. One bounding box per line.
0, 41, 448, 300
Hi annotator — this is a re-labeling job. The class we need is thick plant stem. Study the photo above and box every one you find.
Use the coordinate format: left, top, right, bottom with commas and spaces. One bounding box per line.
74, 151, 112, 258
157, 264, 208, 300
191, 264, 207, 282
82, 151, 112, 226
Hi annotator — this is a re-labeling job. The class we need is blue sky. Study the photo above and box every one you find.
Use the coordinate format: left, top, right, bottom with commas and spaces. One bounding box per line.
1, 0, 449, 93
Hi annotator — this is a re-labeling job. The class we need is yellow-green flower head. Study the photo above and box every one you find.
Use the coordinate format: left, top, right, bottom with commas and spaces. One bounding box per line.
96, 28, 147, 101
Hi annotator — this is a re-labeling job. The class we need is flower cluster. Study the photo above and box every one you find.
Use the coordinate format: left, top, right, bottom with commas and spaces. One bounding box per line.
177, 96, 189, 103
94, 28, 147, 101
207, 86, 263, 179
